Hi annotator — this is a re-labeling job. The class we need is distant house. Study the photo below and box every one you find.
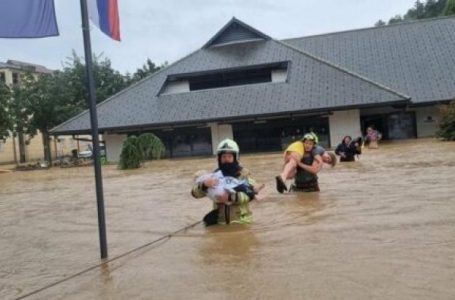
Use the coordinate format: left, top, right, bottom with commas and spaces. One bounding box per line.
0, 59, 53, 84
51, 17, 455, 162
0, 60, 90, 164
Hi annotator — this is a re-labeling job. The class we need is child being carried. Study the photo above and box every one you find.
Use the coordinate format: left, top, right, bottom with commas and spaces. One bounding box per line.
195, 170, 264, 203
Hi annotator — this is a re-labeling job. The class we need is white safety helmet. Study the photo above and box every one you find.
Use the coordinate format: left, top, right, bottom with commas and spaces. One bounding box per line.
216, 138, 240, 161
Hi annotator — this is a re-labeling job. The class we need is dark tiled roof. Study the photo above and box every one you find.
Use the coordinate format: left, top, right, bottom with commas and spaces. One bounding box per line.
284, 16, 455, 104
51, 37, 407, 134
203, 17, 271, 48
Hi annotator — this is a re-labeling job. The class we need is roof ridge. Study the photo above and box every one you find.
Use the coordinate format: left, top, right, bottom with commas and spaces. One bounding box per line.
283, 15, 455, 42
50, 48, 202, 134
275, 39, 411, 100
202, 17, 271, 49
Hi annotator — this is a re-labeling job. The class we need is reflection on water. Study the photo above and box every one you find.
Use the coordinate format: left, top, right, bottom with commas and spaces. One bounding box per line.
1, 139, 455, 299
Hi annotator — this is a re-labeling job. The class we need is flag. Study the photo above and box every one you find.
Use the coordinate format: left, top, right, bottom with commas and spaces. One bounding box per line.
87, 0, 121, 41
0, 0, 59, 38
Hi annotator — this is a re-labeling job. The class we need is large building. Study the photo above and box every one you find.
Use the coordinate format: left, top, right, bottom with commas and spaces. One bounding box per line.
51, 17, 455, 162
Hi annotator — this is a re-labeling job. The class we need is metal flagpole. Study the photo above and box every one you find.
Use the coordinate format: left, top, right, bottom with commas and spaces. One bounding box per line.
79, 0, 108, 259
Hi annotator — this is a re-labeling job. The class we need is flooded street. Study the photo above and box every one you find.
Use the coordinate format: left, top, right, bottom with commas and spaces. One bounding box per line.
1, 139, 455, 300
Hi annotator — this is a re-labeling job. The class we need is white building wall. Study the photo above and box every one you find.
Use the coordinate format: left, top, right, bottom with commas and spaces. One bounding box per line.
271, 69, 287, 82
103, 133, 127, 162
328, 109, 362, 147
209, 123, 233, 155
414, 106, 440, 138
161, 80, 189, 94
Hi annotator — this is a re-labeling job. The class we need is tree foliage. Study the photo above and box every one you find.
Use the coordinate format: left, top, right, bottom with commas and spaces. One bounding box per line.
443, 0, 455, 15
25, 72, 83, 162
119, 136, 142, 169
375, 0, 453, 26
374, 20, 386, 27
61, 52, 131, 110
136, 132, 165, 160
119, 133, 165, 169
2, 53, 164, 163
129, 58, 163, 83
0, 81, 11, 139
437, 100, 455, 140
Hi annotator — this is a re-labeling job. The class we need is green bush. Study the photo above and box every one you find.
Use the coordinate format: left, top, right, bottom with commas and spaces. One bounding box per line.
437, 100, 455, 141
119, 136, 142, 169
118, 133, 165, 169
136, 132, 165, 160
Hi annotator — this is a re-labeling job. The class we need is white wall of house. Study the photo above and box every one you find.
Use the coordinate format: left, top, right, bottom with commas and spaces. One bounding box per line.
161, 80, 190, 94
209, 123, 233, 154
0, 68, 13, 85
271, 69, 287, 82
413, 106, 440, 138
328, 109, 362, 147
103, 133, 127, 162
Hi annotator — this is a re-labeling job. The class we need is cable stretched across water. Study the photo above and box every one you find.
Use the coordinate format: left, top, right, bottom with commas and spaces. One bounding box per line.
14, 220, 202, 300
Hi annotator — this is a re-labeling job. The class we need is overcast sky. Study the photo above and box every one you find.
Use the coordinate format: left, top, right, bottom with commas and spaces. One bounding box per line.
0, 0, 417, 74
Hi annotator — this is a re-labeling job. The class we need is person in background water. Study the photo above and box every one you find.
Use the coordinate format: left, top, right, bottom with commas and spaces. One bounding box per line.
335, 136, 362, 162
276, 133, 332, 193
191, 139, 257, 226
365, 126, 381, 149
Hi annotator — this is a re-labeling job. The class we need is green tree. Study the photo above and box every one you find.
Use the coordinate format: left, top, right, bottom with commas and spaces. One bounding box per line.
388, 14, 404, 24
26, 72, 82, 163
9, 74, 35, 163
129, 58, 167, 83
374, 20, 386, 27
59, 52, 130, 113
0, 81, 11, 139
375, 0, 450, 26
118, 133, 165, 169
437, 100, 455, 140
443, 0, 455, 15
55, 53, 164, 117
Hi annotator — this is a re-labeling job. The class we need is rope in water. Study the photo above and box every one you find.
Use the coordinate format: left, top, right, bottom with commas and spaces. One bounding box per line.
14, 220, 202, 300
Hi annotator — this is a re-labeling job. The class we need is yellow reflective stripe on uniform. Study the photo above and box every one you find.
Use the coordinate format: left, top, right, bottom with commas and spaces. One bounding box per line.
237, 192, 250, 205
191, 183, 206, 198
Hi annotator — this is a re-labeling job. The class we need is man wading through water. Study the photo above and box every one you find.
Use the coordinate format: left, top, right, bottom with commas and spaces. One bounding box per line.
191, 139, 259, 226
276, 133, 332, 193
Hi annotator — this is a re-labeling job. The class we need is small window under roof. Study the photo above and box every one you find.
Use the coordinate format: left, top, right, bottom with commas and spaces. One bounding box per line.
161, 62, 288, 94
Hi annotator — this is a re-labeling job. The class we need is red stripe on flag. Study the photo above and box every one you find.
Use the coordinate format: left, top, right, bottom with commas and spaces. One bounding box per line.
108, 0, 120, 41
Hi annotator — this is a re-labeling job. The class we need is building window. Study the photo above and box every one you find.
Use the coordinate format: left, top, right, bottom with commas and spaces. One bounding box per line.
148, 127, 212, 158
12, 72, 19, 85
161, 61, 288, 94
233, 116, 330, 152
189, 68, 272, 91
0, 72, 5, 83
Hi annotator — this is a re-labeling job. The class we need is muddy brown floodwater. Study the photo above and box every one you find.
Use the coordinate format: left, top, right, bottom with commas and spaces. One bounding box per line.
1, 139, 455, 300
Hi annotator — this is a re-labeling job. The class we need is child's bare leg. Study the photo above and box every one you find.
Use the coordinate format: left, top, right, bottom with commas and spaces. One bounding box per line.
280, 152, 300, 181
253, 183, 266, 201
276, 152, 300, 193
253, 184, 265, 193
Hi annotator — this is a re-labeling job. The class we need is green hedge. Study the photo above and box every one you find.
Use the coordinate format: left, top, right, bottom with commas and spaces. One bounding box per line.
437, 100, 455, 141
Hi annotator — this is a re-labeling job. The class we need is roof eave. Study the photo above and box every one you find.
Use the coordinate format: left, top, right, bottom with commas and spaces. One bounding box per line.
51, 98, 410, 136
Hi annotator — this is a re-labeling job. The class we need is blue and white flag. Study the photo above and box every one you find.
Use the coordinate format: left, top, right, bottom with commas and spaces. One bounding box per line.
0, 0, 59, 38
